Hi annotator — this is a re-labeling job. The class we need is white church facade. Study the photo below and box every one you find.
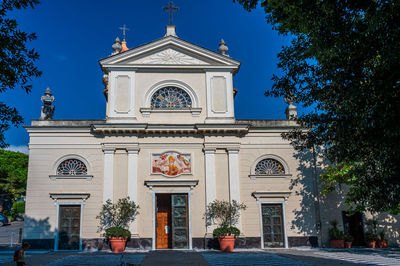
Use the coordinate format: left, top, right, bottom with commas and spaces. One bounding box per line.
22, 24, 399, 250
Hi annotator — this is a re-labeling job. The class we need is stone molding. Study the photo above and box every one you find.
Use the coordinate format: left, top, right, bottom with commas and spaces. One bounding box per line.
252, 191, 291, 201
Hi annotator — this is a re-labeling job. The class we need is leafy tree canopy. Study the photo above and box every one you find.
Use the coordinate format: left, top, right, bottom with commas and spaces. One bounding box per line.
234, 0, 400, 214
0, 149, 28, 201
0, 0, 41, 148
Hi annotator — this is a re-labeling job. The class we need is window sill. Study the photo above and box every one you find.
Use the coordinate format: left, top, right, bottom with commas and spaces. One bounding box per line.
49, 175, 93, 181
140, 107, 201, 117
249, 174, 292, 180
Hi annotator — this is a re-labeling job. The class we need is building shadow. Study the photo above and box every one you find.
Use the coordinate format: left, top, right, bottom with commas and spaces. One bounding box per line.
23, 216, 55, 249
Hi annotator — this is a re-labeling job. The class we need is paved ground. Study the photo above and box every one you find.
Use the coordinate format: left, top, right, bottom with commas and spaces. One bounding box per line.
0, 248, 398, 265
0, 222, 23, 246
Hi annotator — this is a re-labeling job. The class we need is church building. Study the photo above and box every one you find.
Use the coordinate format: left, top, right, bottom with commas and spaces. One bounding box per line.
24, 20, 399, 250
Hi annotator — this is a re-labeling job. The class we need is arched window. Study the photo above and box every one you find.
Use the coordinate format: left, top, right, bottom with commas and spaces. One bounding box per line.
150, 87, 192, 109
255, 158, 285, 175
57, 159, 88, 176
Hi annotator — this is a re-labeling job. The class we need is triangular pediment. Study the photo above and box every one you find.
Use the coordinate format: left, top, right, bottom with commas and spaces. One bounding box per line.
122, 47, 211, 65
99, 36, 240, 69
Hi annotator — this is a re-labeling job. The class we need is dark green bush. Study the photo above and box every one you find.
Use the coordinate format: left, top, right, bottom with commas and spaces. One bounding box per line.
104, 226, 131, 239
328, 220, 344, 240
213, 223, 240, 237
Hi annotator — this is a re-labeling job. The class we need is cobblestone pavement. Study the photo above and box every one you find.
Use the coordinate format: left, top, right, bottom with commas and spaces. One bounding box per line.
45, 254, 147, 266
313, 250, 400, 265
0, 248, 399, 266
202, 252, 311, 265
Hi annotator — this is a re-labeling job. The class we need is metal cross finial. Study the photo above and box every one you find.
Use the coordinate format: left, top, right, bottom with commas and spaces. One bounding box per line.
163, 1, 179, 26
119, 24, 130, 41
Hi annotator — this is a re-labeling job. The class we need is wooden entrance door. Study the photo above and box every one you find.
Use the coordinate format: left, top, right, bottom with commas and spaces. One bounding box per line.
343, 211, 365, 246
156, 194, 189, 249
156, 194, 171, 249
58, 205, 81, 250
262, 204, 285, 248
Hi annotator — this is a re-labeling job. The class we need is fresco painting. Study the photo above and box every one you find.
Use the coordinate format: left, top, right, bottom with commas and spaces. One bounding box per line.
152, 152, 191, 177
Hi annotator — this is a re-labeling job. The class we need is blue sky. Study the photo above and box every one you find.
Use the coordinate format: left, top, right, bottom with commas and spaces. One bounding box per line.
2, 0, 293, 149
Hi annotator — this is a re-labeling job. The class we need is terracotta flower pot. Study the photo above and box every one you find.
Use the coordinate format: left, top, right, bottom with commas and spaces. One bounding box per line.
330, 240, 345, 248
345, 241, 352, 248
367, 241, 376, 248
383, 239, 388, 248
110, 237, 127, 252
218, 235, 236, 252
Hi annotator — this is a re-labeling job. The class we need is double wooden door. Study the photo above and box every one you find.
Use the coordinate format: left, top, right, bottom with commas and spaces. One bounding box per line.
58, 205, 81, 250
156, 194, 188, 249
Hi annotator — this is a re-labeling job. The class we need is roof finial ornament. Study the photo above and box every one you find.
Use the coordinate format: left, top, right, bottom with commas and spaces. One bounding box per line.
112, 37, 122, 55
40, 87, 55, 120
284, 92, 297, 120
119, 24, 130, 41
119, 24, 130, 52
218, 39, 229, 56
163, 1, 179, 26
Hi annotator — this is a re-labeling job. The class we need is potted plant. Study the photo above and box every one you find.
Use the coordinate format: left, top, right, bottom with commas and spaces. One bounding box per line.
344, 234, 353, 248
204, 200, 247, 252
365, 231, 377, 248
377, 230, 388, 248
328, 220, 344, 248
365, 219, 378, 248
97, 197, 139, 252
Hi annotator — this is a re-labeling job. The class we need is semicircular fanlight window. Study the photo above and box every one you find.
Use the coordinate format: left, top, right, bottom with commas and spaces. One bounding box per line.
57, 159, 88, 176
150, 87, 192, 109
255, 159, 285, 175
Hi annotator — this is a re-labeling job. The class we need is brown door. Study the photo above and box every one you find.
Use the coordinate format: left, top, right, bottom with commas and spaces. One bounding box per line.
156, 194, 171, 249
342, 211, 365, 246
156, 212, 169, 248
58, 205, 81, 250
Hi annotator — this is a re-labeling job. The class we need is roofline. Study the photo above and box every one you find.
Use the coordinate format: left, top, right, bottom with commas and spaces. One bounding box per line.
98, 35, 241, 68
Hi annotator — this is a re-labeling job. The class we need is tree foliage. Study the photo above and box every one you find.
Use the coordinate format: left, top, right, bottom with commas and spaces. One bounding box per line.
204, 199, 247, 227
0, 0, 41, 148
234, 1, 400, 213
97, 197, 139, 234
0, 149, 28, 201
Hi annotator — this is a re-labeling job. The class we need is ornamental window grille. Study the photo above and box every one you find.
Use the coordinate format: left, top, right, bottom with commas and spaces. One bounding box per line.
150, 87, 192, 109
57, 159, 88, 176
255, 159, 285, 175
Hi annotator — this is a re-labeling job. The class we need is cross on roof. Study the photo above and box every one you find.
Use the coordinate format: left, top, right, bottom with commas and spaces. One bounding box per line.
119, 24, 130, 40
163, 1, 179, 26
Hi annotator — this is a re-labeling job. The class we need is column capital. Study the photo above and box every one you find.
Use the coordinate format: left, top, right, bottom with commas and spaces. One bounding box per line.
203, 147, 216, 154
126, 147, 140, 154
227, 147, 240, 154
102, 147, 116, 154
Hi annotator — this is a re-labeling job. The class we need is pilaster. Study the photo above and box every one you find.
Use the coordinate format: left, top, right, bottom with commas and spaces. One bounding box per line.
102, 147, 115, 204
227, 147, 242, 231
127, 146, 140, 237
204, 146, 216, 235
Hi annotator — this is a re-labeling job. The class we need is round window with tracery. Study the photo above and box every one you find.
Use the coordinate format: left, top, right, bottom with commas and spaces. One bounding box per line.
150, 87, 192, 109
255, 159, 285, 175
57, 159, 88, 176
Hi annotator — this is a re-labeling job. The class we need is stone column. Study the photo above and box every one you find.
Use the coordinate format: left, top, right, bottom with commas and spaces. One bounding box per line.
227, 147, 242, 231
204, 147, 216, 235
127, 147, 140, 237
102, 147, 115, 204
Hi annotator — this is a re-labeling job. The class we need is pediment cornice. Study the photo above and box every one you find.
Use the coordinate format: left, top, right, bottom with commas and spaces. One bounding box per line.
99, 36, 240, 70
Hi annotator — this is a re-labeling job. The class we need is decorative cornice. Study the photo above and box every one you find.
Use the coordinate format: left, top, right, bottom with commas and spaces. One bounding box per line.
252, 191, 291, 201
144, 179, 199, 190
49, 175, 93, 181
49, 193, 90, 204
249, 174, 292, 180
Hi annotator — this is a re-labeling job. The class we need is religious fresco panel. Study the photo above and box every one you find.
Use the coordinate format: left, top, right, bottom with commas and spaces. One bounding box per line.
152, 152, 191, 177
